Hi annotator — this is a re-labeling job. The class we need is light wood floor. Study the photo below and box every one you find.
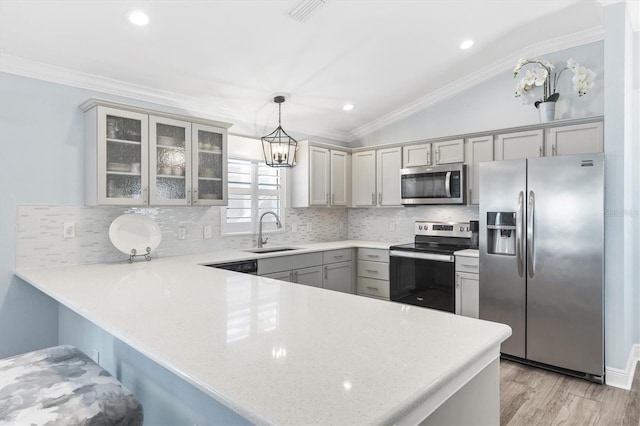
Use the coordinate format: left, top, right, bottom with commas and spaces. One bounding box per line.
501, 360, 640, 425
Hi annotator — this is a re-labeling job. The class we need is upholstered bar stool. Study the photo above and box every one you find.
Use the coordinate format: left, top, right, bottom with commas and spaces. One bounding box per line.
0, 345, 143, 425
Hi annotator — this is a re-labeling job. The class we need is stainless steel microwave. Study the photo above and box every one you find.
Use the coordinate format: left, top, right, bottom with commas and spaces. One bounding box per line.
400, 164, 466, 205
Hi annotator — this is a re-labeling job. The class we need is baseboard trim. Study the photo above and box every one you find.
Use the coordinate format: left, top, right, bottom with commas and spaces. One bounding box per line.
606, 344, 640, 389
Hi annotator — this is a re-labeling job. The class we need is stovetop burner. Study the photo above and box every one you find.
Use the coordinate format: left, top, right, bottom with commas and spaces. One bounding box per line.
390, 221, 474, 254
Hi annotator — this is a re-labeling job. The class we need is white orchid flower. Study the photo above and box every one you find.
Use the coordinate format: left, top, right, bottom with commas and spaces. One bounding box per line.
567, 58, 578, 72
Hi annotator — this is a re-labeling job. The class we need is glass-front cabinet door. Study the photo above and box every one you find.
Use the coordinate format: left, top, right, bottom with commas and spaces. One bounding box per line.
192, 123, 227, 205
149, 116, 191, 205
98, 107, 149, 205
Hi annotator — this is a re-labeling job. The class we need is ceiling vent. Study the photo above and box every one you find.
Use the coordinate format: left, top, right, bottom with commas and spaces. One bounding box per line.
288, 0, 326, 22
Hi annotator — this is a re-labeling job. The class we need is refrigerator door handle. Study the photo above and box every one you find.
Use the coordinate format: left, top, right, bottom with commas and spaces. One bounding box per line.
445, 171, 452, 198
516, 191, 524, 277
527, 190, 535, 278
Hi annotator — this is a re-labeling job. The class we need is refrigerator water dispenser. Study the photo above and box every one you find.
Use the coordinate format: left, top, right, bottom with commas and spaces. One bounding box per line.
487, 212, 516, 255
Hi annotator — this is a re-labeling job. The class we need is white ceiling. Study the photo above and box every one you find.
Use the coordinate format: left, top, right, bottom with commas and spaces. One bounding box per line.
0, 0, 605, 142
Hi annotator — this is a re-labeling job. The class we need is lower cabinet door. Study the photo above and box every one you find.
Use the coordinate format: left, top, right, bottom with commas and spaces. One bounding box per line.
323, 261, 353, 293
293, 266, 323, 288
261, 270, 292, 282
456, 272, 479, 318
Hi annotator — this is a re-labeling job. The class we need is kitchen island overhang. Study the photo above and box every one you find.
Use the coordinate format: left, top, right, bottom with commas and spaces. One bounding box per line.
16, 245, 511, 425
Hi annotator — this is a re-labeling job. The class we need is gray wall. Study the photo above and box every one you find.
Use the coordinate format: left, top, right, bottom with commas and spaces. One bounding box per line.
351, 41, 604, 147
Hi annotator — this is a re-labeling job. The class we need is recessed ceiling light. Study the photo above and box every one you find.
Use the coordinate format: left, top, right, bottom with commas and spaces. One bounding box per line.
127, 10, 149, 26
342, 104, 354, 111
460, 39, 474, 50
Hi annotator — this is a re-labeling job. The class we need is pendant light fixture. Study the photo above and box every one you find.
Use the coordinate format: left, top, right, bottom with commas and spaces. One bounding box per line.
261, 95, 297, 167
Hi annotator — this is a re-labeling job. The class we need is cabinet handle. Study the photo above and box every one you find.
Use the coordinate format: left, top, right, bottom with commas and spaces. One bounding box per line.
324, 266, 328, 280
334, 255, 345, 259
460, 263, 478, 269
378, 192, 382, 204
143, 186, 148, 204
427, 150, 431, 165
187, 188, 191, 204
469, 188, 472, 202
331, 193, 335, 204
436, 149, 440, 164
552, 144, 556, 156
365, 269, 378, 274
366, 286, 378, 291
193, 189, 198, 204
371, 193, 376, 205
366, 254, 379, 258
290, 271, 294, 282
456, 273, 461, 288
326, 193, 329, 204
293, 271, 298, 282
539, 145, 543, 157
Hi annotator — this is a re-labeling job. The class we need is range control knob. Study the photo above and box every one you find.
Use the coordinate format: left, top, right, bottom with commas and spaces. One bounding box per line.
459, 226, 464, 232
424, 225, 429, 230
418, 225, 423, 230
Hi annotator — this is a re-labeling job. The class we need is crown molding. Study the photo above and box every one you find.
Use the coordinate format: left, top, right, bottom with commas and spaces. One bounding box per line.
347, 26, 605, 142
0, 54, 350, 143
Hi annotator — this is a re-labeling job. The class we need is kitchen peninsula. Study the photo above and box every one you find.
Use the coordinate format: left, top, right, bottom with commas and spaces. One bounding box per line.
17, 241, 510, 425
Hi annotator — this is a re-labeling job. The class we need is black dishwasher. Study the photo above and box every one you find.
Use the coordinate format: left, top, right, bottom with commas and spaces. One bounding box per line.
207, 259, 258, 275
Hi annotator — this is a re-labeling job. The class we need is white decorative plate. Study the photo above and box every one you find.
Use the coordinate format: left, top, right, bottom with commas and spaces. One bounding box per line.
109, 214, 162, 256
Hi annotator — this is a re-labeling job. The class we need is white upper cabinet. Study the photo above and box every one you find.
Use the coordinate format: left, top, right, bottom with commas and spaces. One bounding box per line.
547, 122, 604, 156
376, 147, 402, 206
83, 99, 230, 206
433, 139, 464, 164
352, 148, 401, 207
495, 130, 543, 160
149, 116, 191, 205
309, 146, 330, 206
330, 150, 350, 206
352, 150, 377, 207
88, 106, 149, 206
191, 123, 228, 205
402, 143, 431, 167
465, 136, 494, 205
291, 142, 350, 207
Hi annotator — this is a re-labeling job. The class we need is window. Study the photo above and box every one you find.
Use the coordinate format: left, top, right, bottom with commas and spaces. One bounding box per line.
223, 158, 285, 234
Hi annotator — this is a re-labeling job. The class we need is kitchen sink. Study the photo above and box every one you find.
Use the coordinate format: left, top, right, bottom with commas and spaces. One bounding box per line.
242, 247, 301, 254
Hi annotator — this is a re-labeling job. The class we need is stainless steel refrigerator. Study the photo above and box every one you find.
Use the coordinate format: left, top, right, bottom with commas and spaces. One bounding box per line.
479, 153, 604, 381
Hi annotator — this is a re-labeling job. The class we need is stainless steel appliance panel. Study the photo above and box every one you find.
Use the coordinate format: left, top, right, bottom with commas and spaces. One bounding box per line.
400, 164, 466, 205
525, 154, 604, 375
479, 159, 527, 358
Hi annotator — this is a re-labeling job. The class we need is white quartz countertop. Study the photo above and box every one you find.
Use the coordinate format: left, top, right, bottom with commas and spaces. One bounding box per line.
17, 240, 510, 425
454, 249, 479, 258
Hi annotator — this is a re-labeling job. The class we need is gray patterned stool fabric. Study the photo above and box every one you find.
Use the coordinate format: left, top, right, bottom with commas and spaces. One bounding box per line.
0, 345, 143, 425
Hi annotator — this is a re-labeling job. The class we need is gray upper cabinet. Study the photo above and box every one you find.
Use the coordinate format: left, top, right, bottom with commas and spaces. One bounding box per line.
547, 122, 604, 156
433, 139, 464, 164
465, 136, 494, 205
495, 130, 544, 161
402, 143, 431, 167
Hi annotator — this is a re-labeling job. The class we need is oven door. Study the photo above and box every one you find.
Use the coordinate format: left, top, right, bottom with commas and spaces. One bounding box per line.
389, 250, 455, 312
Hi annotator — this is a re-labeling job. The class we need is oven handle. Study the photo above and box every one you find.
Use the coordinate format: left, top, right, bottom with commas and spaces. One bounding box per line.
389, 250, 454, 263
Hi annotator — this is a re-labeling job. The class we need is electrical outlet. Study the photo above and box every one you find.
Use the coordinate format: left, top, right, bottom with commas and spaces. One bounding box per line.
306, 222, 312, 232
63, 222, 75, 238
291, 222, 297, 233
389, 221, 396, 231
178, 227, 186, 240
92, 349, 100, 364
203, 225, 212, 239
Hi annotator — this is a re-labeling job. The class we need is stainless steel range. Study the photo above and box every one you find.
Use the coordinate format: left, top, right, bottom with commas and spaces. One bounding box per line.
389, 221, 474, 312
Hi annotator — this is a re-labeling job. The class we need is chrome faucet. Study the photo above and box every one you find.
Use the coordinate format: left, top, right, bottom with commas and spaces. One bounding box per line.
258, 211, 282, 248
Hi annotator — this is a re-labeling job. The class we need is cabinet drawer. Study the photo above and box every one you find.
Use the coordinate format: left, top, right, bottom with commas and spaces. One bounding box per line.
323, 248, 352, 264
357, 260, 389, 280
357, 277, 390, 299
357, 248, 389, 263
258, 252, 323, 275
455, 256, 479, 273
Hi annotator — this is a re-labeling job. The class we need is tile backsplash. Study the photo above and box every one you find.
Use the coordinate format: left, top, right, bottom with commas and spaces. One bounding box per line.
348, 205, 479, 243
16, 205, 348, 269
16, 204, 479, 269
